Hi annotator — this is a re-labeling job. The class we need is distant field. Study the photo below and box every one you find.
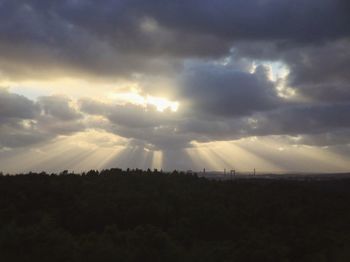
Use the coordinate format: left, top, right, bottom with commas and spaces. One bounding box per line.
198, 171, 350, 181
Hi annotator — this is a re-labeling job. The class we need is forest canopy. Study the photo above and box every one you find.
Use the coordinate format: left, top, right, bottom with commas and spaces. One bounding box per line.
0, 169, 350, 261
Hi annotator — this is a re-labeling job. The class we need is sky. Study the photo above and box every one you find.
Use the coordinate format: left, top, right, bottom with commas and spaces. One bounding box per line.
1, 0, 350, 173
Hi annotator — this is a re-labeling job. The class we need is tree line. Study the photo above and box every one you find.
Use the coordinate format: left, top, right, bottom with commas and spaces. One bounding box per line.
0, 169, 350, 261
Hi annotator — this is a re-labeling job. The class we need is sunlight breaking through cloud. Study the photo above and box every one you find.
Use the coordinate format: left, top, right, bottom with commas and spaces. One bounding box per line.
109, 91, 179, 112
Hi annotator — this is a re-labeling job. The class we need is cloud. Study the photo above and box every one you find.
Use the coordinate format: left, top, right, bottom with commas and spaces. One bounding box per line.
2, 86, 350, 152
1, 0, 350, 157
0, 90, 85, 148
142, 0, 350, 42
79, 98, 178, 128
179, 61, 282, 117
292, 130, 350, 147
286, 40, 350, 102
0, 0, 349, 79
38, 95, 82, 121
79, 98, 191, 149
0, 88, 50, 148
0, 88, 39, 120
80, 96, 350, 149
233, 38, 350, 103
175, 101, 350, 147
252, 103, 350, 137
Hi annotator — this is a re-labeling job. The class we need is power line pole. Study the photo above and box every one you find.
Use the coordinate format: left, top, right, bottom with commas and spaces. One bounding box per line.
230, 169, 235, 180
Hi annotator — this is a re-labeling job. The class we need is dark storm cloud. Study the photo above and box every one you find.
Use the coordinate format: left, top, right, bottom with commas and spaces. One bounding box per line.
252, 103, 350, 137
53, 0, 350, 44
175, 101, 350, 146
0, 0, 349, 78
35, 95, 85, 135
79, 98, 178, 128
234, 38, 350, 103
287, 41, 350, 85
2, 86, 349, 151
142, 0, 350, 42
38, 95, 82, 121
0, 88, 39, 120
79, 98, 192, 149
179, 62, 282, 117
0, 126, 53, 149
1, 0, 350, 151
0, 88, 49, 148
293, 130, 350, 147
0, 0, 181, 79
80, 95, 350, 149
286, 40, 350, 102
0, 90, 85, 148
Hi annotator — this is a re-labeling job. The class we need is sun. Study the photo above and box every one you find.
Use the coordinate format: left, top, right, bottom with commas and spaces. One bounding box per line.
146, 96, 179, 112
108, 90, 179, 112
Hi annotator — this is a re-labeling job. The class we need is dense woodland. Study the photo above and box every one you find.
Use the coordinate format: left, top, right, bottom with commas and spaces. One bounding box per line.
0, 169, 350, 261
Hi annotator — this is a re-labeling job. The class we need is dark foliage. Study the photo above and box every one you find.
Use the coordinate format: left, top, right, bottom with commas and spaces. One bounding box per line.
0, 169, 350, 261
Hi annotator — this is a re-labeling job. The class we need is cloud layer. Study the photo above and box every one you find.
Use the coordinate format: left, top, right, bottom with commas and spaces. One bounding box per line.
0, 0, 350, 171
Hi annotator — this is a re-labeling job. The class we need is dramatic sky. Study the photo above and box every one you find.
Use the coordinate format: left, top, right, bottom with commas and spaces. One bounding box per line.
1, 0, 350, 173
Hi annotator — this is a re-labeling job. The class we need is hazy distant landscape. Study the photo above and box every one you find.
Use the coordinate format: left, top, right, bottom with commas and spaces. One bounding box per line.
1, 169, 350, 261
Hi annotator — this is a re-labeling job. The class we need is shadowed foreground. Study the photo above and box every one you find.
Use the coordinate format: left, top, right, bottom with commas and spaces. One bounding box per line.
0, 169, 350, 261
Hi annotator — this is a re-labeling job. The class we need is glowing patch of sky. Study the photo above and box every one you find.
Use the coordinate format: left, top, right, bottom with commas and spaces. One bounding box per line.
109, 90, 179, 112
1, 133, 349, 174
